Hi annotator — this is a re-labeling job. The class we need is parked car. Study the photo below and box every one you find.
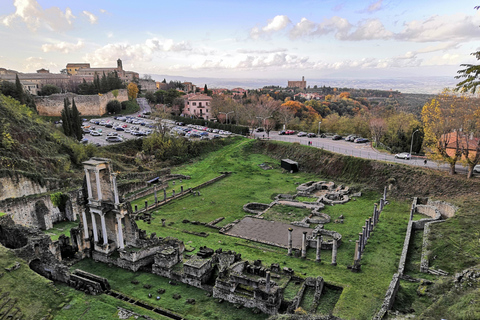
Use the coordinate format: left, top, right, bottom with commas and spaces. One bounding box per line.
354, 138, 369, 143
80, 138, 88, 144
115, 127, 125, 131
285, 130, 295, 135
332, 135, 342, 140
345, 135, 358, 142
395, 152, 411, 160
255, 127, 265, 132
279, 130, 287, 135
307, 133, 316, 138
474, 165, 480, 173
106, 136, 123, 143
297, 132, 307, 137
90, 130, 102, 136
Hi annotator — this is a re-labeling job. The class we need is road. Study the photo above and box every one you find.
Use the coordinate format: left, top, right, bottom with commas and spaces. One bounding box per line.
252, 131, 470, 175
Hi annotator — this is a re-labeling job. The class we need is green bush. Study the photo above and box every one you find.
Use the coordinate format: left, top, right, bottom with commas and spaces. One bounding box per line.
106, 99, 121, 114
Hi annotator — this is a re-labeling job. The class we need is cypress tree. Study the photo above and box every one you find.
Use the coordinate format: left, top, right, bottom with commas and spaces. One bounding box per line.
15, 74, 25, 105
71, 98, 83, 140
61, 98, 72, 137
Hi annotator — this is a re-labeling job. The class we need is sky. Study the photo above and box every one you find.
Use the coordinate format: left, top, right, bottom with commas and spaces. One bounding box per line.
1, 0, 480, 83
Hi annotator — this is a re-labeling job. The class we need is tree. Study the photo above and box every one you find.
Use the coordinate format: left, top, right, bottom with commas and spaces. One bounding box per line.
370, 118, 387, 146
422, 90, 467, 175
15, 74, 25, 105
38, 84, 61, 96
127, 82, 139, 100
61, 98, 72, 137
106, 100, 122, 114
71, 98, 83, 141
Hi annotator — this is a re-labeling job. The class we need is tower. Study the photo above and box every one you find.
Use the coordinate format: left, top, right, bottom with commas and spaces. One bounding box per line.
117, 59, 123, 70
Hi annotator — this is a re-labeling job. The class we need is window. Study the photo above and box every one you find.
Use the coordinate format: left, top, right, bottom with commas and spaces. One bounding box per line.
193, 102, 196, 106
188, 108, 190, 111
206, 109, 208, 113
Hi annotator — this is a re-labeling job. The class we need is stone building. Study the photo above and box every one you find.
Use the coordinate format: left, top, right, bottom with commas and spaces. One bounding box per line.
182, 94, 213, 120
287, 76, 307, 90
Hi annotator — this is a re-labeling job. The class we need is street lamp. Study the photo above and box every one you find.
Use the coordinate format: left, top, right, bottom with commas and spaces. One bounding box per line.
318, 121, 322, 136
410, 129, 419, 156
219, 111, 234, 124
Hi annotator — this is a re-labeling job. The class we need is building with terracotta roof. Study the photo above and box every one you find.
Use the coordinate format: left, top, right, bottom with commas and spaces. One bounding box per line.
183, 94, 213, 120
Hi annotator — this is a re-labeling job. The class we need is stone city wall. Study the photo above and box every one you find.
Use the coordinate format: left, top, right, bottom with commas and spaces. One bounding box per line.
373, 273, 400, 320
35, 89, 128, 116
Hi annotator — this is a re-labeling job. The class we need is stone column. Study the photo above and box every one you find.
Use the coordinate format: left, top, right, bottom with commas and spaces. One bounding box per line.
154, 189, 158, 204
354, 240, 360, 263
301, 232, 307, 259
90, 212, 98, 242
95, 169, 102, 200
172, 189, 175, 197
84, 169, 93, 199
379, 198, 384, 212
365, 220, 370, 239
163, 189, 167, 201
116, 215, 124, 249
331, 239, 338, 266
362, 226, 367, 247
181, 185, 184, 193
383, 186, 387, 201
100, 213, 108, 245
266, 271, 271, 292
145, 200, 148, 210
81, 210, 89, 239
316, 236, 322, 262
358, 233, 364, 253
112, 173, 119, 205
287, 228, 293, 256
134, 204, 138, 212
373, 203, 378, 225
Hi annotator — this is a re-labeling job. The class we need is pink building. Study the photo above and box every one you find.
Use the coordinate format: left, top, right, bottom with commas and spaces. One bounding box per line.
183, 94, 213, 120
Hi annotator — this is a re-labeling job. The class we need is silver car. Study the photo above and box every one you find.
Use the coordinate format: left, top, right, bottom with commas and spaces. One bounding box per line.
395, 152, 411, 160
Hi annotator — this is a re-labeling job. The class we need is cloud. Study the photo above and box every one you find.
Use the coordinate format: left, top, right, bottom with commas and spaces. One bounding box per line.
366, 0, 383, 13
84, 38, 192, 65
396, 13, 480, 42
250, 15, 291, 39
99, 9, 108, 14
23, 56, 58, 71
41, 40, 84, 53
82, 11, 98, 24
236, 48, 288, 54
289, 16, 391, 41
2, 0, 75, 31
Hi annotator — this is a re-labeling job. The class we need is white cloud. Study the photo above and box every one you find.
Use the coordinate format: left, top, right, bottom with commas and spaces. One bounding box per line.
2, 0, 75, 31
41, 40, 84, 53
23, 56, 58, 71
339, 19, 393, 41
250, 15, 291, 39
366, 0, 383, 13
397, 13, 480, 42
236, 48, 288, 54
82, 11, 98, 24
84, 38, 192, 65
99, 9, 108, 14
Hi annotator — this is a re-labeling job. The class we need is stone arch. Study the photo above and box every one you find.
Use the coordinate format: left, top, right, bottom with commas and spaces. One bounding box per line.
29, 259, 52, 279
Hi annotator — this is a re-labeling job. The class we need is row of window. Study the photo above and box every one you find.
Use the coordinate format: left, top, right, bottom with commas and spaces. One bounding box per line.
188, 102, 210, 106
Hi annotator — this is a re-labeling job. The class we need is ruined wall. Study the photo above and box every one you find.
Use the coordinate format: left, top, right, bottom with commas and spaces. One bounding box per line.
426, 199, 457, 219
35, 89, 128, 116
0, 175, 60, 201
0, 190, 82, 230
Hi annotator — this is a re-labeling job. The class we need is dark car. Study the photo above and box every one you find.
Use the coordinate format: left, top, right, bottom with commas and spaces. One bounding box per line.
307, 133, 316, 138
115, 127, 125, 131
332, 135, 342, 140
354, 138, 369, 143
255, 127, 265, 132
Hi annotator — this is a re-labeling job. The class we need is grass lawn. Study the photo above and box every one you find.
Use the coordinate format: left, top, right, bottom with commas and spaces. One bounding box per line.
0, 245, 67, 319
44, 220, 79, 241
262, 204, 312, 224
125, 139, 413, 319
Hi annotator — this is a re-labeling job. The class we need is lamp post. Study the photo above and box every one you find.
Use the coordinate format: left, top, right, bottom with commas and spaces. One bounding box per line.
219, 111, 234, 124
410, 129, 419, 156
318, 121, 322, 136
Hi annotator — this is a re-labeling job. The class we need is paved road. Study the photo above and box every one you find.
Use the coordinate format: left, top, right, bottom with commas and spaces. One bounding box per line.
252, 131, 470, 175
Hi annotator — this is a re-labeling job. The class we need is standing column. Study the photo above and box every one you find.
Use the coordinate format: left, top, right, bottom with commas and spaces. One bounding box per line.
287, 228, 293, 256
116, 215, 124, 249
90, 212, 98, 242
383, 186, 387, 201
365, 220, 370, 239
84, 169, 93, 199
369, 217, 374, 235
301, 232, 307, 259
331, 239, 338, 266
95, 169, 102, 200
354, 240, 360, 263
154, 189, 158, 203
379, 198, 384, 212
81, 210, 89, 239
163, 189, 167, 201
266, 271, 271, 292
358, 233, 364, 253
362, 226, 367, 247
100, 213, 108, 245
112, 173, 119, 205
373, 203, 378, 225
316, 236, 322, 262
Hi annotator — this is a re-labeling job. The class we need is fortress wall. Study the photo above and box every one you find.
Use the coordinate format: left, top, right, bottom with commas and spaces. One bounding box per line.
35, 89, 128, 116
